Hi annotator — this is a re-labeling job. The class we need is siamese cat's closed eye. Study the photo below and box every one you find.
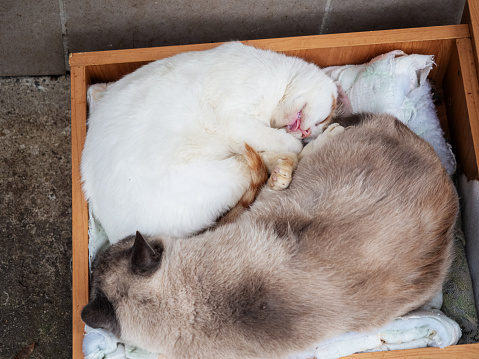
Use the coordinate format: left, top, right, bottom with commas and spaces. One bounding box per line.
81, 42, 338, 243
83, 113, 458, 359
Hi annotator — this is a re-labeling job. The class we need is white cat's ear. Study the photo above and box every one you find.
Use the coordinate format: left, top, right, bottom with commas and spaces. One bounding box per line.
81, 290, 120, 336
130, 231, 163, 276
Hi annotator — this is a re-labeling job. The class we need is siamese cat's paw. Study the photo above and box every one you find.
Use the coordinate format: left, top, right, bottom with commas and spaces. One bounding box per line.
268, 157, 295, 190
299, 123, 345, 159
323, 122, 345, 137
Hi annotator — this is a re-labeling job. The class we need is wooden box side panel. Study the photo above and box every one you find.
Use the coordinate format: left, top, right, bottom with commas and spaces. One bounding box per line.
444, 38, 479, 180
70, 25, 469, 67
71, 65, 91, 359
463, 0, 479, 78
71, 25, 478, 359
347, 343, 479, 358
85, 39, 455, 85
281, 40, 454, 82
72, 25, 470, 85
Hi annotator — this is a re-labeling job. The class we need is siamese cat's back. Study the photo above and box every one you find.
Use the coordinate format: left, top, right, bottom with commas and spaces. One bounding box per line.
257, 112, 456, 220
253, 113, 457, 315
296, 113, 456, 217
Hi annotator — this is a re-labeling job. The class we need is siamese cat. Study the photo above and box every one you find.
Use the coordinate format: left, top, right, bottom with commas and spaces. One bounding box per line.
81, 42, 338, 243
82, 113, 458, 359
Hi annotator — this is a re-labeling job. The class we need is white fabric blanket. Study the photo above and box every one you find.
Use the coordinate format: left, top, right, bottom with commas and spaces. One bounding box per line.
83, 51, 462, 359
83, 305, 461, 359
324, 50, 456, 175
290, 308, 461, 359
83, 325, 159, 359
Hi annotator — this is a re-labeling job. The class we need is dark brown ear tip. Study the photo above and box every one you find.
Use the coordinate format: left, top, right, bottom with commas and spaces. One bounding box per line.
135, 231, 144, 241
130, 231, 163, 276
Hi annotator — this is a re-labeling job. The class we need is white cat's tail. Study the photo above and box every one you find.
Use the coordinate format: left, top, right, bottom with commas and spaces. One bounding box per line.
217, 143, 268, 225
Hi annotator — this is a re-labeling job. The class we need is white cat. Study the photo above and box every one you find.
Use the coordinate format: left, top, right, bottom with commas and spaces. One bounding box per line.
81, 42, 338, 243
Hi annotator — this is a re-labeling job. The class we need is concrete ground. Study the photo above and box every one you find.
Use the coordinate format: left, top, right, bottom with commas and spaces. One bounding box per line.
0, 76, 72, 358
0, 0, 467, 76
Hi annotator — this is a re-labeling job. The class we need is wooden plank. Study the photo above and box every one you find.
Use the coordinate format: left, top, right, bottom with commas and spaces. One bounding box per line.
280, 39, 455, 83
345, 343, 479, 358
70, 65, 90, 359
84, 39, 456, 85
153, 342, 479, 359
69, 25, 470, 67
463, 0, 479, 77
456, 37, 479, 180
443, 38, 479, 180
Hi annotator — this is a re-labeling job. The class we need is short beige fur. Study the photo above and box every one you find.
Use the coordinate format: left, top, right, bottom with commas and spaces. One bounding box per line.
82, 113, 458, 359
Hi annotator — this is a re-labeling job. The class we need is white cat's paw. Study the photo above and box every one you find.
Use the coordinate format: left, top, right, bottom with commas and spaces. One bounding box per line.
278, 129, 304, 154
268, 158, 294, 190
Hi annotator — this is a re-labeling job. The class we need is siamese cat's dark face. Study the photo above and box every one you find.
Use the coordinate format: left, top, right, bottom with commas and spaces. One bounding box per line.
81, 231, 164, 339
81, 229, 302, 358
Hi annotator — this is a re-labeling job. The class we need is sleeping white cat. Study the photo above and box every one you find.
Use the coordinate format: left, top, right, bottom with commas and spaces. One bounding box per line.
81, 42, 338, 243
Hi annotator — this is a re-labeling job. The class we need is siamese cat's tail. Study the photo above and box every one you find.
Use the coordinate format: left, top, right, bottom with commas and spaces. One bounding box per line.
217, 143, 268, 225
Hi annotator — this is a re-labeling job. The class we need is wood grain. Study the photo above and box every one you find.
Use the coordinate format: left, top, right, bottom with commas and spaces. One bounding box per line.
457, 36, 479, 180
69, 25, 469, 67
83, 39, 457, 85
463, 0, 479, 76
444, 39, 479, 180
70, 25, 470, 85
155, 343, 479, 359
347, 343, 479, 358
71, 65, 90, 359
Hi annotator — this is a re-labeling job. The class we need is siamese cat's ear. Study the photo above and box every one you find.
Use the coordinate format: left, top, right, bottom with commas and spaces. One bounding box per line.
81, 290, 120, 336
331, 112, 369, 129
130, 231, 163, 276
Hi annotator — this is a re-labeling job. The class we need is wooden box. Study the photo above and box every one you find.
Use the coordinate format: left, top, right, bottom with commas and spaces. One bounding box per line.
70, 1, 479, 357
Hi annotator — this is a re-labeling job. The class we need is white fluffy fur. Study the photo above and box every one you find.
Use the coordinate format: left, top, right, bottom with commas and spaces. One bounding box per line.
81, 42, 337, 243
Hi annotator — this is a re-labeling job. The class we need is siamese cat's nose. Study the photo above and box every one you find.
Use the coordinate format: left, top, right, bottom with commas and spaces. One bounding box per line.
81, 290, 121, 337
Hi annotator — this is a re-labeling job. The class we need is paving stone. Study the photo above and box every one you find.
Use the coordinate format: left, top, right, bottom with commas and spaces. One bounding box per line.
64, 0, 328, 52
0, 76, 72, 359
321, 0, 466, 34
0, 1, 65, 76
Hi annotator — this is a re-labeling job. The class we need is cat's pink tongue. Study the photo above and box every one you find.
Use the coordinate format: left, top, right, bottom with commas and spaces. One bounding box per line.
287, 113, 311, 138
287, 118, 301, 132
